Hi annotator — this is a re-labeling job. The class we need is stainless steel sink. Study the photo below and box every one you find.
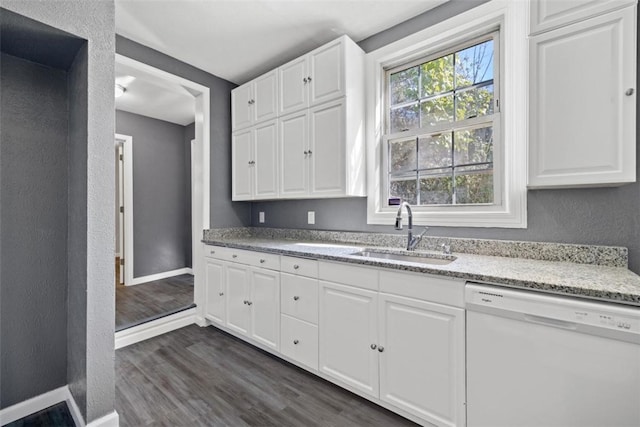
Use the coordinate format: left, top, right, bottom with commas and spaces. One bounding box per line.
351, 250, 455, 265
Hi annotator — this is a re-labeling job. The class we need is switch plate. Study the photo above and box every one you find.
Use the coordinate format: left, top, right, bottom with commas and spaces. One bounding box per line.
307, 211, 315, 225
259, 212, 265, 223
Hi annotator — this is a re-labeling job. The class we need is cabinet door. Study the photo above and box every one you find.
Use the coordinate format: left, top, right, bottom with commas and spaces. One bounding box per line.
279, 111, 309, 197
309, 38, 344, 106
378, 293, 466, 427
232, 129, 253, 200
279, 56, 308, 115
319, 281, 378, 398
248, 267, 280, 350
232, 82, 252, 131
281, 314, 318, 371
529, 0, 636, 35
225, 263, 250, 336
254, 70, 278, 123
204, 258, 225, 325
529, 7, 636, 188
309, 100, 345, 196
253, 120, 278, 199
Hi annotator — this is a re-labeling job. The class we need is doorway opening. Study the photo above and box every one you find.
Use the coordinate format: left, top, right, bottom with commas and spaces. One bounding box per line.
114, 54, 210, 337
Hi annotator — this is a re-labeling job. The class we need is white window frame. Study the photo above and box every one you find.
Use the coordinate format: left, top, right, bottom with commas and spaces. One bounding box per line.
365, 0, 528, 228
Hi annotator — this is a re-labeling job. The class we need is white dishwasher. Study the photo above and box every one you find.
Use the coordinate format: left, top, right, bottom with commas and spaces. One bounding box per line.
465, 282, 640, 427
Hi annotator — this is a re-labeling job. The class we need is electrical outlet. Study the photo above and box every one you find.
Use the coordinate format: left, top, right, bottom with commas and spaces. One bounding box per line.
259, 211, 265, 223
307, 211, 315, 225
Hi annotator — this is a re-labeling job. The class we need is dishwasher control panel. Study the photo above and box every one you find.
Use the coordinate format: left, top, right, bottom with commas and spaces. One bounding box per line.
465, 283, 640, 336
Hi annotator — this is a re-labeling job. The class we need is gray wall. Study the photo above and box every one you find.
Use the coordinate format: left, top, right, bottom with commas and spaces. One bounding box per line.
116, 35, 251, 229
0, 52, 69, 408
251, 0, 640, 274
116, 110, 191, 277
0, 0, 116, 422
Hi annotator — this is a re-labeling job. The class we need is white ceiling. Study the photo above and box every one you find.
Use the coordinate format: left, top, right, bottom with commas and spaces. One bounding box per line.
115, 0, 449, 85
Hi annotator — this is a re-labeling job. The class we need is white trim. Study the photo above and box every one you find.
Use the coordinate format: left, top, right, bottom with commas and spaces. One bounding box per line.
365, 0, 528, 228
0, 386, 87, 427
115, 133, 133, 286
127, 267, 193, 286
86, 411, 119, 427
115, 308, 196, 349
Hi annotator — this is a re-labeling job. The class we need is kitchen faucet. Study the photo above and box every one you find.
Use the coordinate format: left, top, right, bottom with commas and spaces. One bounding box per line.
395, 202, 428, 251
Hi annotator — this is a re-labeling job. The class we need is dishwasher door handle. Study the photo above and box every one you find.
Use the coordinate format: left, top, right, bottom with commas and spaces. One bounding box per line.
524, 313, 578, 330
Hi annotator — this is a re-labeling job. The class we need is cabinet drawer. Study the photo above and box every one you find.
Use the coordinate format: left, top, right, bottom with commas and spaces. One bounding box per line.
204, 245, 235, 261
281, 256, 318, 278
318, 261, 378, 291
281, 273, 318, 324
245, 251, 280, 271
379, 270, 465, 308
280, 314, 318, 371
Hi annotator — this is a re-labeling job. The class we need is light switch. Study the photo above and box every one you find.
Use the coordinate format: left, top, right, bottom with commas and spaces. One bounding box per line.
259, 211, 265, 223
307, 211, 315, 225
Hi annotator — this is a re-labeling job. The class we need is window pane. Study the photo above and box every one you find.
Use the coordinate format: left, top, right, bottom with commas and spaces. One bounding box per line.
455, 40, 494, 89
389, 138, 417, 173
454, 126, 493, 166
389, 177, 417, 205
390, 66, 419, 105
418, 133, 452, 169
421, 54, 454, 97
390, 104, 419, 133
454, 165, 493, 204
420, 94, 453, 126
419, 169, 453, 205
455, 84, 494, 121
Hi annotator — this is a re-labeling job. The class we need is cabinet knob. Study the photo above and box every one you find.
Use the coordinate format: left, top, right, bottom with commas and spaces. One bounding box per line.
243, 300, 247, 304
219, 292, 224, 296
307, 76, 312, 82
307, 150, 312, 156
303, 151, 308, 155
232, 254, 238, 258
378, 346, 385, 353
303, 77, 308, 83
293, 339, 299, 345
247, 301, 252, 306
293, 296, 300, 301
260, 259, 266, 263
293, 265, 299, 270
210, 250, 215, 254
370, 344, 377, 350
626, 88, 635, 96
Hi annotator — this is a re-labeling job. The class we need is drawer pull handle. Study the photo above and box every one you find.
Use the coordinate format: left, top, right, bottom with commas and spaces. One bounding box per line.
293, 265, 299, 270
210, 250, 215, 254
232, 254, 238, 258
370, 344, 377, 350
378, 346, 385, 353
293, 339, 299, 345
260, 259, 266, 263
219, 292, 224, 296
293, 296, 300, 301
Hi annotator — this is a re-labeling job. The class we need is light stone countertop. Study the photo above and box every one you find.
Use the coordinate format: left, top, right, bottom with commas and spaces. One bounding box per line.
202, 230, 640, 306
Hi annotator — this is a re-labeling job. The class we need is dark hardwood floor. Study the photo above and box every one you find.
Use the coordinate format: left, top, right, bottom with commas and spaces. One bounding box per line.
116, 274, 194, 331
115, 325, 418, 427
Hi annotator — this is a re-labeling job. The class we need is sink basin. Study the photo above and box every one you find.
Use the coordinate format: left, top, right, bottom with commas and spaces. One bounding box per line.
351, 250, 455, 265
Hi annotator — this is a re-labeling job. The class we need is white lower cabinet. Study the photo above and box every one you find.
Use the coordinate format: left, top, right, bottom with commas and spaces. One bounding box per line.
319, 281, 379, 398
378, 293, 465, 427
204, 247, 466, 426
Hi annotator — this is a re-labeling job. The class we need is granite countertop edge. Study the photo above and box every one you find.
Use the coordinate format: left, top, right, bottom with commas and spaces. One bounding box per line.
202, 237, 640, 306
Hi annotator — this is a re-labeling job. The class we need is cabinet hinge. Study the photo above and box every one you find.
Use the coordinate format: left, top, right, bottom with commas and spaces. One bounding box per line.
119, 154, 123, 161
120, 258, 125, 266
120, 206, 124, 213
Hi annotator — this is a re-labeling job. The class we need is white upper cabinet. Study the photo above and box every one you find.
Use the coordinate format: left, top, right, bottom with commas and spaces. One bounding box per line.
279, 36, 358, 115
529, 0, 636, 35
528, 4, 637, 188
232, 120, 278, 200
231, 69, 278, 131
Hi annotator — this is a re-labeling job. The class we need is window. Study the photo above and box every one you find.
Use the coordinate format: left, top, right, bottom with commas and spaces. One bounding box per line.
386, 35, 499, 207
365, 0, 528, 228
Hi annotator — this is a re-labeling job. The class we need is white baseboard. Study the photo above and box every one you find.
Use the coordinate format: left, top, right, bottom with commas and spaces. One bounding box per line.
127, 267, 193, 286
0, 385, 90, 427
87, 410, 119, 427
115, 308, 196, 349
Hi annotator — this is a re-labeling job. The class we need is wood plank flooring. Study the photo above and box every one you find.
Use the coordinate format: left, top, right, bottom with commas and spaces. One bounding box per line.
116, 274, 194, 331
115, 325, 418, 427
